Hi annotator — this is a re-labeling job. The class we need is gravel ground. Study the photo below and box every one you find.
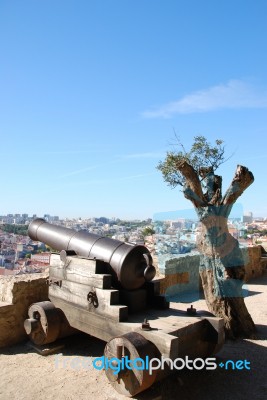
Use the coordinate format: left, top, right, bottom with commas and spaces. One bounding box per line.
0, 271, 267, 400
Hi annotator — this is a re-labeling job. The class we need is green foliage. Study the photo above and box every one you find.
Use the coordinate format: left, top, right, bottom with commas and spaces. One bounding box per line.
45, 246, 59, 253
246, 228, 267, 237
1, 224, 28, 235
142, 227, 156, 237
157, 135, 225, 187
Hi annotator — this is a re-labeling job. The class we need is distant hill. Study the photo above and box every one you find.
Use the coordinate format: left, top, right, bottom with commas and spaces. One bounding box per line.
153, 203, 243, 221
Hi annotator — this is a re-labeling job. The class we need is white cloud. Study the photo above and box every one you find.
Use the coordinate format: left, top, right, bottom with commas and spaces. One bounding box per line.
142, 80, 267, 118
57, 165, 98, 178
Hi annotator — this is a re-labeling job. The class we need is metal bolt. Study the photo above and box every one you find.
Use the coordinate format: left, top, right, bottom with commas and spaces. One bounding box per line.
187, 304, 197, 315
141, 318, 151, 330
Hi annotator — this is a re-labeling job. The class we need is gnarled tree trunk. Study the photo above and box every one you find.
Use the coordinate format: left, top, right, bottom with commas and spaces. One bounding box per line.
177, 161, 255, 338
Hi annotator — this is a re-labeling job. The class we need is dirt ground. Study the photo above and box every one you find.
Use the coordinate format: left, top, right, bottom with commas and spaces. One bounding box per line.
1, 271, 267, 400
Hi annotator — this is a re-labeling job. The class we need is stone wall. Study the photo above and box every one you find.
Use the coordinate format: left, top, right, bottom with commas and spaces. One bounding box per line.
0, 273, 48, 348
158, 253, 201, 302
158, 246, 266, 302
241, 246, 262, 281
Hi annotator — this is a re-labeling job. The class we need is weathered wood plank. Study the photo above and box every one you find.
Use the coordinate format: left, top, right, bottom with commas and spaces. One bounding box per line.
50, 253, 61, 267
50, 268, 112, 289
49, 283, 127, 322
57, 280, 119, 303
49, 295, 179, 358
50, 254, 98, 272
49, 254, 112, 288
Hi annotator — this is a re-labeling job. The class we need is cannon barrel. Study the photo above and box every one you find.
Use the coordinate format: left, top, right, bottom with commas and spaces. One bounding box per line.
28, 218, 156, 290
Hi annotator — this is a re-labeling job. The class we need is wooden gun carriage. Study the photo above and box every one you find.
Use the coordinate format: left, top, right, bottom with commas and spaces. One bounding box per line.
24, 218, 224, 397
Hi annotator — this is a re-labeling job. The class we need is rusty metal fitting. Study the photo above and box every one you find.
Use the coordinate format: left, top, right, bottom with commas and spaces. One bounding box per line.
87, 291, 98, 308
141, 318, 151, 331
187, 305, 197, 315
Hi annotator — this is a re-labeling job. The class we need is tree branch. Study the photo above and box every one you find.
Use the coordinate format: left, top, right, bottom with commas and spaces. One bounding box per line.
183, 186, 207, 207
177, 160, 207, 208
209, 175, 222, 205
199, 167, 222, 205
221, 165, 254, 206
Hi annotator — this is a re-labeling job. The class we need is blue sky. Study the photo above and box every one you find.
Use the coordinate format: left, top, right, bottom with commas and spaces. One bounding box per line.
1, 0, 267, 219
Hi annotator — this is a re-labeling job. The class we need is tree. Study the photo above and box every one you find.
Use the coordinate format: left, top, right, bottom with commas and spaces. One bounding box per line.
142, 227, 156, 237
157, 136, 255, 339
1, 224, 28, 236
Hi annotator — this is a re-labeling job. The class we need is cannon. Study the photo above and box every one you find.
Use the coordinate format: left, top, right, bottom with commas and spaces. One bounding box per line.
25, 219, 225, 397
28, 218, 156, 290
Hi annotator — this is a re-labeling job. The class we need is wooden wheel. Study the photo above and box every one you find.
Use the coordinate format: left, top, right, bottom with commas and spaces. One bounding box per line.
24, 301, 61, 345
104, 332, 160, 397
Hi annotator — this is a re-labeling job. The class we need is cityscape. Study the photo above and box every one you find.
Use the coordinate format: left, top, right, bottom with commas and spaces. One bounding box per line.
1, 211, 266, 277
1, 1, 267, 398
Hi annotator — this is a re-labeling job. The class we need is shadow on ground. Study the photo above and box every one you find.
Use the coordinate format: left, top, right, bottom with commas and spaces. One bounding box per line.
136, 337, 267, 400
2, 330, 266, 400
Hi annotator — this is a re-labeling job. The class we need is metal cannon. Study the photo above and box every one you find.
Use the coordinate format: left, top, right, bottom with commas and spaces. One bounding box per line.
25, 218, 225, 397
28, 218, 156, 290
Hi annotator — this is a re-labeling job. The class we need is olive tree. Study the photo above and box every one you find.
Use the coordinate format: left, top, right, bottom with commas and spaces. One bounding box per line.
157, 136, 255, 338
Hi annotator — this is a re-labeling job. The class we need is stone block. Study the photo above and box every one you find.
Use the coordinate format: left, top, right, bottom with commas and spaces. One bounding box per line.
0, 273, 48, 347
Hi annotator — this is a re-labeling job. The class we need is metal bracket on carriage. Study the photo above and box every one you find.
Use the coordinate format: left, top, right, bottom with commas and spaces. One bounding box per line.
87, 290, 99, 308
